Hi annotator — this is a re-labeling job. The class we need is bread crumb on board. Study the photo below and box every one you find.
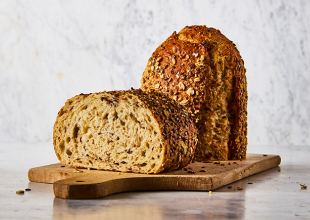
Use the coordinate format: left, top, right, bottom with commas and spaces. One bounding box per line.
300, 184, 307, 190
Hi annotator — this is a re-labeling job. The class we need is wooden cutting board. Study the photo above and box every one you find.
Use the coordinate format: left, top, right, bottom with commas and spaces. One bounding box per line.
28, 153, 281, 199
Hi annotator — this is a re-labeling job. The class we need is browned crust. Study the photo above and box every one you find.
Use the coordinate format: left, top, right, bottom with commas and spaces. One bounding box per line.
129, 89, 198, 171
53, 89, 198, 173
141, 25, 247, 161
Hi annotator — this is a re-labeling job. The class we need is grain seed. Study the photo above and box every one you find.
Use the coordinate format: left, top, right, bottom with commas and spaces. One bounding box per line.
16, 190, 24, 194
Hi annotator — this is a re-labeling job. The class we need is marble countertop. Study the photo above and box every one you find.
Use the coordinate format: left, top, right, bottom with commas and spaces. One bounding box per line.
0, 143, 309, 219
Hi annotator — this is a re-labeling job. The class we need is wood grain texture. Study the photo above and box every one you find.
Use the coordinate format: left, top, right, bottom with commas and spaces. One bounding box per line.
28, 154, 281, 199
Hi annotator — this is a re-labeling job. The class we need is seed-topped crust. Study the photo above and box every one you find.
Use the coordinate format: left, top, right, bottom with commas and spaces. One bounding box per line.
53, 89, 198, 174
141, 25, 247, 161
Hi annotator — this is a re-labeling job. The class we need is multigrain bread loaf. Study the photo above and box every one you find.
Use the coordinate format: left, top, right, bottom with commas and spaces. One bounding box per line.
53, 89, 198, 174
141, 25, 247, 161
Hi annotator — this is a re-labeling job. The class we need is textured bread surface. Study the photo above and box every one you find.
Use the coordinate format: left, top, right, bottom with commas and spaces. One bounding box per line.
53, 89, 198, 174
141, 25, 247, 161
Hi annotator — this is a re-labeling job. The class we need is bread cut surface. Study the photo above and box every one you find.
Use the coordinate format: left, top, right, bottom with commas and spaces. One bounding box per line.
53, 89, 198, 174
141, 25, 247, 161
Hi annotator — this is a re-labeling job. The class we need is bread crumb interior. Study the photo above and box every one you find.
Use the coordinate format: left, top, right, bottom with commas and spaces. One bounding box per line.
54, 93, 164, 173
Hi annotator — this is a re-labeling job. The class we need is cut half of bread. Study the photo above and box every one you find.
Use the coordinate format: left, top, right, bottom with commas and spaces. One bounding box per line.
53, 89, 198, 174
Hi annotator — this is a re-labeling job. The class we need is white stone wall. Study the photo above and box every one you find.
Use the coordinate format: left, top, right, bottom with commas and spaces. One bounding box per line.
0, 0, 309, 145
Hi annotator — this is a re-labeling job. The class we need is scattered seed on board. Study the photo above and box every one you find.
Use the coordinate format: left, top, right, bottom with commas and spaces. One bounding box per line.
74, 169, 83, 173
16, 190, 24, 194
25, 188, 31, 191
209, 191, 212, 194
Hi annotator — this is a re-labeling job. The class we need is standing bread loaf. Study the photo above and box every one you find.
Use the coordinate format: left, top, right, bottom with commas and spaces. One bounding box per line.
141, 25, 247, 161
53, 89, 198, 174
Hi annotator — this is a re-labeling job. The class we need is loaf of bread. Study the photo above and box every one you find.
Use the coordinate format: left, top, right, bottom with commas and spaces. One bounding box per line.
53, 89, 198, 174
141, 25, 247, 161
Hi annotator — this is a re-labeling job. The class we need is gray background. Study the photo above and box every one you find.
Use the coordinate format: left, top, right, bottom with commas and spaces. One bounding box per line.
0, 0, 309, 147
